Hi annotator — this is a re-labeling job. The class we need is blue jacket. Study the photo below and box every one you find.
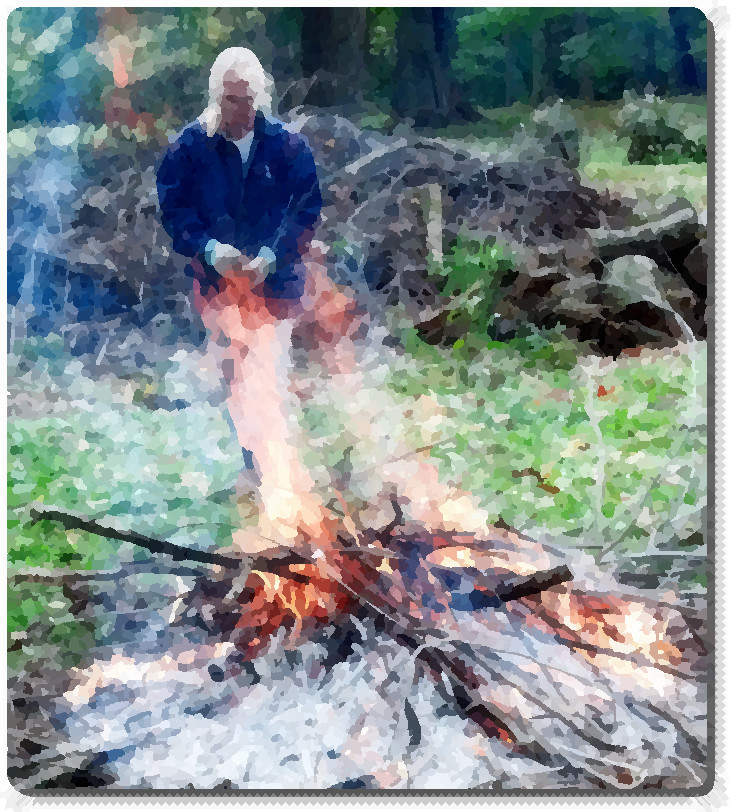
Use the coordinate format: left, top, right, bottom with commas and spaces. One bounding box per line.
156, 110, 322, 299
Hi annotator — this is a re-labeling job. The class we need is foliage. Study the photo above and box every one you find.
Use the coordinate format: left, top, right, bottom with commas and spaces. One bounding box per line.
452, 8, 706, 110
614, 91, 707, 164
7, 8, 708, 136
8, 8, 105, 126
418, 235, 515, 354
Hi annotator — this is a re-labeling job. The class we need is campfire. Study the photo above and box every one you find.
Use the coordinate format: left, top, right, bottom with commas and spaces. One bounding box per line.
30, 500, 708, 789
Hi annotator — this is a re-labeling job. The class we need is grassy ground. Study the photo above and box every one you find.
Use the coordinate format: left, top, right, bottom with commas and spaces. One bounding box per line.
8, 325, 707, 659
8, 97, 708, 664
390, 331, 706, 556
8, 338, 246, 663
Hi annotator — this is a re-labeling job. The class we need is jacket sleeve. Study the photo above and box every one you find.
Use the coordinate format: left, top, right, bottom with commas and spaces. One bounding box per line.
270, 141, 322, 267
156, 141, 213, 259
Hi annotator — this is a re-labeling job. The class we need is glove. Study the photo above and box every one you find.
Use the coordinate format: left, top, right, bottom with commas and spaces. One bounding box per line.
204, 240, 276, 285
204, 240, 242, 272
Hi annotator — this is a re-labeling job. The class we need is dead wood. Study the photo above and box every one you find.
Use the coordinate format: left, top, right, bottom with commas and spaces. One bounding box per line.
25, 502, 309, 574
590, 202, 706, 295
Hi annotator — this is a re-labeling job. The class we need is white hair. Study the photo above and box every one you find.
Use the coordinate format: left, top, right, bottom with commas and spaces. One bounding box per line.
199, 47, 273, 136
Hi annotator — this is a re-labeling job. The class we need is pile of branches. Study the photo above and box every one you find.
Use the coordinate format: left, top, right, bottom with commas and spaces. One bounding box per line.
22, 502, 709, 790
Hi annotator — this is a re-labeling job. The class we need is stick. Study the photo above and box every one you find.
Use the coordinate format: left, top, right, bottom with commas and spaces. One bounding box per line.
26, 503, 243, 568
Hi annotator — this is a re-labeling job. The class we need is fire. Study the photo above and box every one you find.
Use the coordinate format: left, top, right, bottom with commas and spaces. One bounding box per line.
111, 45, 129, 89
426, 545, 542, 576
235, 564, 356, 656
519, 586, 686, 671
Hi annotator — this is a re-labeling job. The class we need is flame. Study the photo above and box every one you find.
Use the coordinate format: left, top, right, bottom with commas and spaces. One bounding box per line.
236, 565, 354, 652
426, 545, 542, 576
521, 587, 686, 671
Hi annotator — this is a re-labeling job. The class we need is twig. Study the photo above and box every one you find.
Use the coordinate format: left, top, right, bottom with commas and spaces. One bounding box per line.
8, 563, 210, 582
342, 138, 408, 177
581, 356, 608, 547
27, 503, 242, 567
376, 494, 405, 544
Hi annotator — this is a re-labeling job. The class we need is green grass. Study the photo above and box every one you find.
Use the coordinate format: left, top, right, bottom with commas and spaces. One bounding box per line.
385, 330, 706, 555
298, 322, 705, 583
7, 342, 248, 647
581, 158, 707, 213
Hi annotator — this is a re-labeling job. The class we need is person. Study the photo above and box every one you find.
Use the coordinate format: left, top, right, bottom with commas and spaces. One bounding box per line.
156, 48, 358, 555
158, 47, 493, 565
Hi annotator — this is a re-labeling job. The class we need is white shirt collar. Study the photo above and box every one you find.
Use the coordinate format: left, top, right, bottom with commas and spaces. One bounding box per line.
233, 130, 254, 148
232, 129, 254, 164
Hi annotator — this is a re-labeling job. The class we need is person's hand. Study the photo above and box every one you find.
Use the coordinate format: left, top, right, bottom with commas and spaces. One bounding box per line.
230, 253, 269, 288
205, 240, 239, 272
206, 240, 274, 287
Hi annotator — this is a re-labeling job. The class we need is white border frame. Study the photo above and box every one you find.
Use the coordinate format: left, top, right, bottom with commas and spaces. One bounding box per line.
2, 1, 725, 808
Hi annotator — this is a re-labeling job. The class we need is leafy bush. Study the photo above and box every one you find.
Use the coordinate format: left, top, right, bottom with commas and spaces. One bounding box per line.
417, 234, 515, 356
614, 91, 706, 165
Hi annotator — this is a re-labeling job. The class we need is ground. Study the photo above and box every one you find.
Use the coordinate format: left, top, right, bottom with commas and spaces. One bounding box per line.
7, 101, 708, 790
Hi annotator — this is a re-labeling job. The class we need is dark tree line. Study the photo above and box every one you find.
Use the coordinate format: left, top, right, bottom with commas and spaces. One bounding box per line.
292, 7, 707, 125
9, 7, 708, 131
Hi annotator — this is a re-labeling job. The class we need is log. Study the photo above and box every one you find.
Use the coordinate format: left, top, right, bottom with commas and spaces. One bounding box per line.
590, 202, 707, 296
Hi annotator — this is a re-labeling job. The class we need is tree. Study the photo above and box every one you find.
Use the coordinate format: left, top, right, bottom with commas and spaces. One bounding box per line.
8, 8, 104, 126
299, 8, 368, 109
668, 7, 702, 93
391, 8, 450, 126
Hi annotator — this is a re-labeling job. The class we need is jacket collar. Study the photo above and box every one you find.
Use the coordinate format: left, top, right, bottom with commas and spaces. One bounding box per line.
253, 109, 267, 138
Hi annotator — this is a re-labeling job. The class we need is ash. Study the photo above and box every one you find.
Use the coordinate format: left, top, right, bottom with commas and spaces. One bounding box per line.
41, 611, 583, 790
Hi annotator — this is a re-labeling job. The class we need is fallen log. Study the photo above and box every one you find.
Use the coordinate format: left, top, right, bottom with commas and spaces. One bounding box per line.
589, 202, 707, 296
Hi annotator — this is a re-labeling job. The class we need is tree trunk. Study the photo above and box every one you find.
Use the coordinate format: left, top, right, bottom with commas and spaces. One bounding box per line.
531, 20, 545, 105
300, 8, 367, 108
502, 29, 515, 107
643, 15, 663, 94
392, 9, 443, 127
575, 11, 594, 102
668, 8, 700, 93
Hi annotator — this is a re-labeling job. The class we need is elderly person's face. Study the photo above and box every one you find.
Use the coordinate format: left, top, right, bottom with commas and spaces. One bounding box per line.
219, 71, 256, 138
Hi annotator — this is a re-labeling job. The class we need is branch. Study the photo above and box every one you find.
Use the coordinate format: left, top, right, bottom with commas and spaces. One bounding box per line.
342, 137, 408, 177
26, 502, 320, 578
590, 204, 703, 257
26, 503, 243, 569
